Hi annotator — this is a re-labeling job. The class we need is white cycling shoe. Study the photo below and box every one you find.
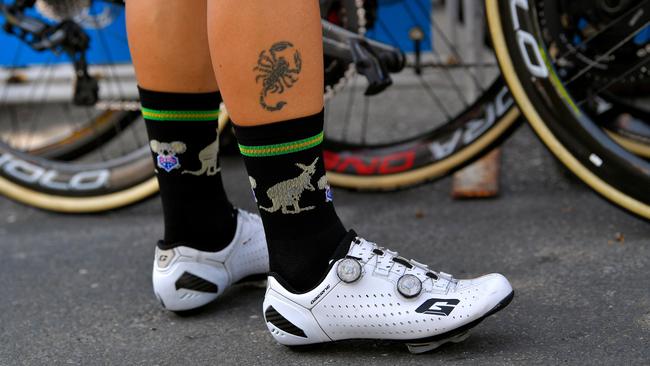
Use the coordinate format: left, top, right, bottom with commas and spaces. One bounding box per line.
263, 231, 514, 353
153, 209, 269, 312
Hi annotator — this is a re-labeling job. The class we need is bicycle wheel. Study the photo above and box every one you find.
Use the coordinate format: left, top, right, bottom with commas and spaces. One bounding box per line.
535, 0, 650, 159
0, 0, 157, 212
598, 95, 650, 158
321, 0, 521, 191
485, 0, 650, 219
1, 0, 521, 212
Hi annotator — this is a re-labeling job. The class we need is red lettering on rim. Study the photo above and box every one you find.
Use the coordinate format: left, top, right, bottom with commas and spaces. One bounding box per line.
338, 156, 380, 175
324, 150, 340, 171
324, 150, 416, 175
379, 151, 416, 174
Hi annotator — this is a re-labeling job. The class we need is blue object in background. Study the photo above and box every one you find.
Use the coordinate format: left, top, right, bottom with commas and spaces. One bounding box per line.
633, 25, 649, 45
0, 2, 131, 67
366, 0, 433, 52
0, 0, 432, 67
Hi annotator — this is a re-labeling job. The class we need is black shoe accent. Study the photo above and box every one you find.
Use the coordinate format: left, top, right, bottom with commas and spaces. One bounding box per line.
175, 272, 219, 293
415, 298, 461, 316
425, 272, 439, 280
408, 290, 515, 345
265, 306, 308, 338
392, 256, 414, 269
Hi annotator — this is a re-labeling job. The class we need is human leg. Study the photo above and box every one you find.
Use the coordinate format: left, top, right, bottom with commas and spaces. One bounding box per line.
207, 0, 513, 351
126, 0, 268, 311
207, 0, 346, 293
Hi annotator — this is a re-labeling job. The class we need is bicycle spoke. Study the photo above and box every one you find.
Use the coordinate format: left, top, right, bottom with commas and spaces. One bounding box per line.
83, 106, 110, 161
1, 45, 25, 145
360, 95, 370, 145
377, 6, 469, 110
402, 0, 471, 104
565, 22, 650, 86
375, 17, 403, 48
8, 57, 50, 147
425, 4, 484, 92
95, 20, 126, 100
417, 74, 452, 119
578, 58, 650, 106
91, 12, 136, 159
7, 106, 19, 147
1, 42, 25, 106
130, 114, 145, 148
431, 49, 469, 107
409, 61, 497, 68
555, 0, 650, 61
341, 75, 358, 142
24, 61, 58, 151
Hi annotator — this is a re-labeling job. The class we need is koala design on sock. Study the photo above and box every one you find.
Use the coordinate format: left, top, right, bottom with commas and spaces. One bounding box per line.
150, 140, 187, 173
317, 175, 333, 202
249, 176, 259, 203
253, 157, 322, 214
182, 132, 221, 176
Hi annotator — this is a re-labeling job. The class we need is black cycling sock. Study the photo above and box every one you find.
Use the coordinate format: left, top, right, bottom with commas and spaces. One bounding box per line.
139, 87, 237, 252
233, 110, 347, 293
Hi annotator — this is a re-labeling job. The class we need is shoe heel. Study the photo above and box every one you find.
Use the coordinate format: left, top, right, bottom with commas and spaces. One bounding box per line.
263, 286, 331, 346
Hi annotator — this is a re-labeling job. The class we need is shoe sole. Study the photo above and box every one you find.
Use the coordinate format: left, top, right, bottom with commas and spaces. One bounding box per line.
405, 290, 514, 353
288, 290, 515, 354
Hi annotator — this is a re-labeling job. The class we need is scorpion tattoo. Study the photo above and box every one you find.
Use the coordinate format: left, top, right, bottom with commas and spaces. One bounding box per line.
254, 41, 302, 112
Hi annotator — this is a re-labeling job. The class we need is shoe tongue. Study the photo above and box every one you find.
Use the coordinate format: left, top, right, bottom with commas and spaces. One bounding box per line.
330, 229, 358, 262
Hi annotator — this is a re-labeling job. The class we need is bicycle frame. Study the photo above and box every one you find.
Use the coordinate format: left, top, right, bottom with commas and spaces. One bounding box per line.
0, 1, 405, 103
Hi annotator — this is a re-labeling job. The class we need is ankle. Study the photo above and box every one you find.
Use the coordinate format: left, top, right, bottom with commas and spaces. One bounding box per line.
268, 226, 351, 293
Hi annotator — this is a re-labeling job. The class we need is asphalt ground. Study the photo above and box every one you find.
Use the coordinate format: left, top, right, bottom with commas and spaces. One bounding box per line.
1, 125, 649, 365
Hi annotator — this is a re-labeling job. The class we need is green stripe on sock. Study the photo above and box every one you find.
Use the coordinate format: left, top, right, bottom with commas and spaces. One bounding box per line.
141, 107, 220, 121
238, 131, 324, 157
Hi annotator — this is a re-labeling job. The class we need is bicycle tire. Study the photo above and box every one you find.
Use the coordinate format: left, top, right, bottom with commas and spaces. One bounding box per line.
322, 0, 521, 190
485, 0, 650, 219
0, 1, 159, 212
0, 0, 521, 211
325, 78, 521, 190
0, 173, 158, 213
0, 108, 233, 213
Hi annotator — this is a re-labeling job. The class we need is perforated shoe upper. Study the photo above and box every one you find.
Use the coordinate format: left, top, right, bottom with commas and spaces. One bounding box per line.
263, 233, 512, 345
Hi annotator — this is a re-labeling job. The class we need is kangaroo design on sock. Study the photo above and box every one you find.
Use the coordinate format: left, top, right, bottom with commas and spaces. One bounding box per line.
182, 131, 220, 176
257, 157, 319, 214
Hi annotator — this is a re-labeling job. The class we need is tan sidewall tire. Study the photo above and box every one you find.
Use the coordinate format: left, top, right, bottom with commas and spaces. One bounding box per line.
605, 131, 650, 158
326, 109, 520, 190
0, 106, 228, 213
0, 176, 158, 213
485, 0, 650, 219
